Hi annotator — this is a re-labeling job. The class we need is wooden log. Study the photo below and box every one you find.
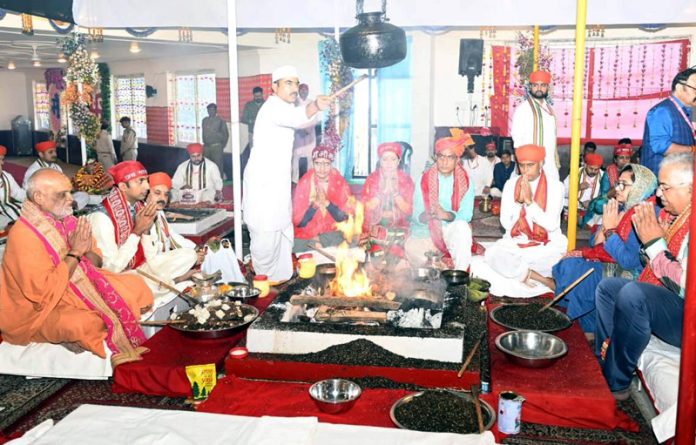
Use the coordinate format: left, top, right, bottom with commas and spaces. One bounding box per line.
314, 309, 388, 324
290, 294, 401, 311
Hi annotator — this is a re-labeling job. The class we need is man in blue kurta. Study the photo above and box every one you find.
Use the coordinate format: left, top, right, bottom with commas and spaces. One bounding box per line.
404, 129, 475, 270
640, 68, 696, 176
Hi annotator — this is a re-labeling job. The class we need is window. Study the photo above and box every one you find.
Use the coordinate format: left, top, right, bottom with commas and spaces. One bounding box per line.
33, 81, 50, 130
351, 71, 379, 177
113, 75, 147, 139
173, 73, 216, 144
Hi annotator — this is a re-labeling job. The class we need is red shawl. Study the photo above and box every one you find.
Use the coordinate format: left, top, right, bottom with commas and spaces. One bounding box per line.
362, 169, 414, 231
420, 163, 469, 256
292, 168, 353, 240
510, 172, 549, 247
101, 188, 146, 269
605, 163, 620, 188
579, 196, 657, 263
639, 205, 691, 286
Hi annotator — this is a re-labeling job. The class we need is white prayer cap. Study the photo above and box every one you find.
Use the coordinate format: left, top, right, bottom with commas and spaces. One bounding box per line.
272, 65, 299, 82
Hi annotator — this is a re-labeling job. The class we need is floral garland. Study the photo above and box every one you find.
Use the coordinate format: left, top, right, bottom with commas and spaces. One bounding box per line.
98, 63, 111, 126
60, 33, 100, 148
319, 38, 354, 151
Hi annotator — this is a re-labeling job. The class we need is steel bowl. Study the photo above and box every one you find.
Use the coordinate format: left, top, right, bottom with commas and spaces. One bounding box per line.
390, 390, 496, 433
495, 330, 568, 368
489, 304, 572, 333
441, 269, 470, 286
309, 379, 362, 414
221, 282, 260, 301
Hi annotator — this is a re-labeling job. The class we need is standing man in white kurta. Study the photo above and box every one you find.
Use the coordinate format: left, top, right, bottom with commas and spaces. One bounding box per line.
171, 143, 224, 205
292, 83, 317, 183
510, 70, 559, 182
243, 65, 331, 282
23, 141, 63, 188
472, 144, 567, 297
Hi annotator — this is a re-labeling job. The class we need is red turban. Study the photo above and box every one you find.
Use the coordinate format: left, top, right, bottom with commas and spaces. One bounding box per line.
187, 143, 204, 155
0, 145, 6, 156
312, 145, 335, 162
36, 141, 57, 152
529, 70, 552, 84
377, 142, 402, 159
515, 144, 545, 163
109, 161, 148, 184
614, 143, 633, 157
584, 153, 604, 167
485, 141, 496, 149
148, 172, 172, 189
435, 128, 474, 157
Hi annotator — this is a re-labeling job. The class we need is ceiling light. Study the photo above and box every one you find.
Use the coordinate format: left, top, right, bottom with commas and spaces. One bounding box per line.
7, 61, 16, 70
90, 50, 100, 60
129, 41, 141, 54
32, 60, 41, 67
57, 53, 67, 63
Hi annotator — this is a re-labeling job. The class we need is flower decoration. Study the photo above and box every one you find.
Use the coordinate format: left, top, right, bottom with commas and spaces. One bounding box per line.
319, 38, 354, 150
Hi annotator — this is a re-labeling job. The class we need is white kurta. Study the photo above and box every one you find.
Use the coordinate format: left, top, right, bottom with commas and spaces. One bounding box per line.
292, 97, 317, 183
243, 95, 319, 282
0, 171, 26, 229
22, 160, 63, 189
462, 155, 499, 196
562, 168, 603, 208
171, 158, 223, 204
471, 174, 567, 298
510, 98, 559, 182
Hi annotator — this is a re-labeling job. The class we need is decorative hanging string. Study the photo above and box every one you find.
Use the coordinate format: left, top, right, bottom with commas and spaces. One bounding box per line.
125, 28, 156, 38
48, 19, 74, 34
179, 27, 193, 43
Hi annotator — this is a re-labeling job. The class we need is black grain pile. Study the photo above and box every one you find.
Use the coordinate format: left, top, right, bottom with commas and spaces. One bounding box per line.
393, 390, 491, 434
494, 303, 571, 331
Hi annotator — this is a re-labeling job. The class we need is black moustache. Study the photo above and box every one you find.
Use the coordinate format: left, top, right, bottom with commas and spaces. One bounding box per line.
157, 200, 166, 206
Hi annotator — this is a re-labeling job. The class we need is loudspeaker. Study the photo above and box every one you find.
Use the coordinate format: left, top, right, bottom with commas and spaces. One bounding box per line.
458, 39, 484, 77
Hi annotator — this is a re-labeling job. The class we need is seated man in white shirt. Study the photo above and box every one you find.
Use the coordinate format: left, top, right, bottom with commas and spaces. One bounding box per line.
462, 139, 498, 197
171, 143, 224, 205
471, 144, 567, 297
88, 162, 197, 314
23, 140, 63, 189
563, 152, 604, 211
0, 144, 26, 230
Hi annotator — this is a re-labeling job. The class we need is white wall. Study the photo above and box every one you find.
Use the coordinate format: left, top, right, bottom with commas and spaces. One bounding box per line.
0, 71, 29, 130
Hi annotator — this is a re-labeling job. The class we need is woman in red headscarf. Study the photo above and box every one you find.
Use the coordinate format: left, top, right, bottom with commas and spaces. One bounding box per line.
361, 142, 415, 237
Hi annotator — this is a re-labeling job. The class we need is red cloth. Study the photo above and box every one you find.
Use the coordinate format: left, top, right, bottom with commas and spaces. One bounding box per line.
491, 46, 512, 136
361, 169, 414, 231
108, 161, 147, 184
0, 145, 6, 156
605, 163, 620, 188
101, 188, 146, 270
111, 293, 276, 397
292, 169, 353, 240
584, 153, 604, 167
510, 172, 549, 246
530, 70, 552, 84
186, 143, 203, 155
35, 141, 56, 152
488, 304, 639, 431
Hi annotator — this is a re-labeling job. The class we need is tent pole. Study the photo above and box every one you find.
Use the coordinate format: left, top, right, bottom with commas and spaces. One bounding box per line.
565, 0, 587, 250
226, 0, 243, 260
675, 156, 696, 443
533, 25, 540, 71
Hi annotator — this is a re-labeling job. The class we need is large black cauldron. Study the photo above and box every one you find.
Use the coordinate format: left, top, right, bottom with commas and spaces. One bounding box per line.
339, 0, 406, 69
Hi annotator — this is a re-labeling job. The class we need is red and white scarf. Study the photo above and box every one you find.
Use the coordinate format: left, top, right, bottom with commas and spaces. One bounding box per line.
102, 188, 146, 269
511, 172, 549, 247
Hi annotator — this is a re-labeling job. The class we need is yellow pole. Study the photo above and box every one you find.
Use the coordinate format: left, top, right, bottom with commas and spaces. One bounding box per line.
566, 0, 588, 250
533, 25, 540, 71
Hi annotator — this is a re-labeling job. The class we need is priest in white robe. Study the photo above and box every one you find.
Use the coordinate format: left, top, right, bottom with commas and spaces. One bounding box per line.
0, 145, 25, 230
471, 144, 567, 297
563, 152, 604, 210
171, 143, 224, 205
510, 70, 559, 182
22, 141, 63, 188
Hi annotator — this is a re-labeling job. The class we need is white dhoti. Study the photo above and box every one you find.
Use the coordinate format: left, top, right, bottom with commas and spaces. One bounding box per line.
470, 237, 567, 298
404, 220, 472, 270
249, 223, 294, 282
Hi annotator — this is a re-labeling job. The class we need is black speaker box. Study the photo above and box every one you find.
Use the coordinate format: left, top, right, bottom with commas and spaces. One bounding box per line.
458, 39, 484, 77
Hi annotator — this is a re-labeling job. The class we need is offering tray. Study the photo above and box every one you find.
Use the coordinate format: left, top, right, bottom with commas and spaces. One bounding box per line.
164, 207, 227, 235
170, 301, 259, 339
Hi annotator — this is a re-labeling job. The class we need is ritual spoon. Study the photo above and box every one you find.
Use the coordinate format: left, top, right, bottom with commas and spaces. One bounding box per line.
538, 268, 594, 313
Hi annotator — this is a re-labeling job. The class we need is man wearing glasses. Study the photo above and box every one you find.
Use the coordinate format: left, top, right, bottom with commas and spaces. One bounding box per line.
404, 129, 475, 270
640, 68, 696, 176
511, 70, 560, 182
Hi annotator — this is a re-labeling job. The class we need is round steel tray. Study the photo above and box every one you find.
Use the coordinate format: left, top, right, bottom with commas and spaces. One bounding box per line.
170, 303, 259, 339
490, 304, 572, 333
390, 390, 496, 433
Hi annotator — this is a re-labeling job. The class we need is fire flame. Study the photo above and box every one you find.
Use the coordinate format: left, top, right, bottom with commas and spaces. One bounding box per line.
331, 201, 370, 297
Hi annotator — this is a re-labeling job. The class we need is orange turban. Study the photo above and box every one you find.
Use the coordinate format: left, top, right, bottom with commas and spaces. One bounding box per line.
187, 143, 204, 155
584, 153, 604, 167
515, 144, 545, 163
148, 172, 172, 189
0, 145, 6, 156
614, 143, 632, 157
529, 70, 552, 84
36, 141, 57, 152
378, 142, 402, 159
109, 161, 148, 184
435, 128, 474, 157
